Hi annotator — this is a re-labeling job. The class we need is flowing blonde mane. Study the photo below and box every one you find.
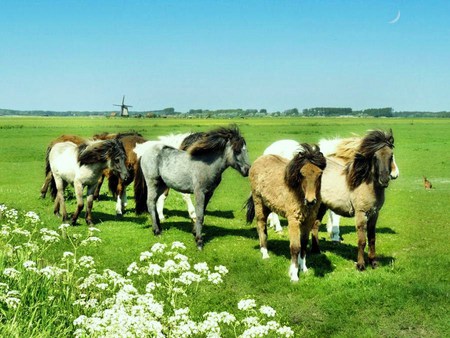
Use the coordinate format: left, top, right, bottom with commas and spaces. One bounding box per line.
319, 136, 362, 163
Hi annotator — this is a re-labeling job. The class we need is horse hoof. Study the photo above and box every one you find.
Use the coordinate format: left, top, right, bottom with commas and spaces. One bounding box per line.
356, 262, 366, 271
196, 240, 204, 250
370, 260, 378, 269
86, 220, 94, 226
153, 229, 162, 236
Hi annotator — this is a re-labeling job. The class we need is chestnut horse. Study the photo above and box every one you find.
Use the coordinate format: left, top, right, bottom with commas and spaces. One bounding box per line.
245, 144, 326, 281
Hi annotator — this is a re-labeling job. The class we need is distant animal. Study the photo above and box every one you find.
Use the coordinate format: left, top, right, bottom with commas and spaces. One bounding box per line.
246, 144, 326, 281
423, 176, 432, 190
92, 132, 147, 216
40, 134, 87, 198
263, 134, 399, 245
134, 125, 251, 249
48, 139, 128, 225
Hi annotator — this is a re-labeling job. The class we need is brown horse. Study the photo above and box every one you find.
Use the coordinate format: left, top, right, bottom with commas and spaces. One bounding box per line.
311, 129, 396, 271
92, 132, 147, 215
246, 144, 326, 281
40, 134, 87, 198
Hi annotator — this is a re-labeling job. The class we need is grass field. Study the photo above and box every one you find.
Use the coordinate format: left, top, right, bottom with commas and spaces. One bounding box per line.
0, 116, 449, 337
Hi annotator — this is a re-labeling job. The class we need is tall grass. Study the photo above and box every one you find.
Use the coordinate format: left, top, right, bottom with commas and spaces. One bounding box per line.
0, 116, 449, 336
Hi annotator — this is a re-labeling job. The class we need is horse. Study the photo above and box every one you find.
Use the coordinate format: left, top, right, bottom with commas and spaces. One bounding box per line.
48, 139, 128, 225
245, 144, 326, 281
263, 134, 399, 244
308, 129, 397, 270
133, 132, 197, 220
40, 134, 87, 198
134, 125, 251, 249
92, 132, 147, 216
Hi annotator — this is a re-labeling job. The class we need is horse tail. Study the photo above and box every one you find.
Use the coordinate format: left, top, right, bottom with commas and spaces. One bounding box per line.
134, 158, 148, 214
245, 194, 255, 224
45, 145, 58, 200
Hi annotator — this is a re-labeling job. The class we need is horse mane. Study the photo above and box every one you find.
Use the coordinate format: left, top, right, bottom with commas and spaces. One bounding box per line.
78, 139, 125, 165
346, 129, 394, 189
115, 131, 144, 139
284, 143, 326, 189
187, 125, 245, 156
180, 132, 205, 151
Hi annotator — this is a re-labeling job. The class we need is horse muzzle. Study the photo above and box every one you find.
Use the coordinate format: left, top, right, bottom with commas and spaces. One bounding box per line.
240, 165, 251, 177
304, 198, 317, 207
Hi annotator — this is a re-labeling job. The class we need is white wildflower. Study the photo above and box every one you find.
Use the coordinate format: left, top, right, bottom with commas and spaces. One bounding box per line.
58, 223, 70, 230
174, 253, 188, 261
78, 256, 95, 269
63, 251, 75, 259
175, 271, 203, 285
238, 299, 257, 311
5, 295, 21, 309
241, 316, 260, 327
259, 305, 276, 317
207, 272, 223, 284
3, 268, 20, 279
23, 260, 37, 271
162, 259, 178, 273
147, 264, 162, 276
171, 241, 186, 250
80, 236, 102, 246
194, 262, 209, 274
214, 265, 229, 275
127, 262, 139, 276
139, 251, 153, 261
25, 211, 40, 224
277, 326, 295, 337
151, 242, 167, 253
12, 228, 31, 237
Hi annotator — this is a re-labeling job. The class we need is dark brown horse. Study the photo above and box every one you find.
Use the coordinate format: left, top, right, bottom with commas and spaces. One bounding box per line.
92, 132, 147, 215
311, 129, 396, 271
246, 144, 326, 281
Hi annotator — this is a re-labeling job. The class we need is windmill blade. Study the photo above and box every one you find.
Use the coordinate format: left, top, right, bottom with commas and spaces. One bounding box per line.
122, 95, 125, 105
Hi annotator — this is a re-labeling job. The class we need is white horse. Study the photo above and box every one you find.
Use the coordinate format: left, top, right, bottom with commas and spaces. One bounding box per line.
263, 137, 399, 240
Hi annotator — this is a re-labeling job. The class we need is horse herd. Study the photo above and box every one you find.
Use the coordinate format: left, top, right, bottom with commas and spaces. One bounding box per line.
40, 125, 398, 281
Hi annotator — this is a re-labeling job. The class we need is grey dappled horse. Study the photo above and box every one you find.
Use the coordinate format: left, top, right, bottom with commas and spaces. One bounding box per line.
134, 125, 251, 249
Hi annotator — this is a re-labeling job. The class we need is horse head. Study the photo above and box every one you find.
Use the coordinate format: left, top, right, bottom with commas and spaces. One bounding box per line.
349, 129, 395, 189
187, 125, 251, 176
285, 144, 327, 206
108, 139, 129, 181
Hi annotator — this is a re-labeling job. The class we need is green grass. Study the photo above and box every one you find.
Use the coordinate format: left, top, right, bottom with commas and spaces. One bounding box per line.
0, 116, 449, 337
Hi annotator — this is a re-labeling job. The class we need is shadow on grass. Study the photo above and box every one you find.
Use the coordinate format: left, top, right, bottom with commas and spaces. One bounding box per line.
70, 210, 148, 226
337, 225, 397, 236
163, 209, 235, 219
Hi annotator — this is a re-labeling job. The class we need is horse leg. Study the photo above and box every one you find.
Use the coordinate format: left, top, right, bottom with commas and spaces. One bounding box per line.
115, 178, 124, 216
287, 215, 301, 282
40, 171, 53, 198
93, 174, 105, 201
148, 181, 165, 235
367, 213, 379, 269
53, 177, 66, 219
85, 185, 96, 225
71, 180, 84, 226
355, 211, 368, 271
156, 188, 169, 221
192, 190, 213, 250
327, 211, 341, 242
311, 203, 327, 254
254, 197, 270, 259
182, 193, 197, 222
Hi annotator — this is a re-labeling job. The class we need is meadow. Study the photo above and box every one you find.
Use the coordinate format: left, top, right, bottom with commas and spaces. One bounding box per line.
0, 116, 449, 337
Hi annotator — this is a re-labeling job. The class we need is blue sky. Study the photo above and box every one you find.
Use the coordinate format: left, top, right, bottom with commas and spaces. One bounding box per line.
1, 0, 449, 112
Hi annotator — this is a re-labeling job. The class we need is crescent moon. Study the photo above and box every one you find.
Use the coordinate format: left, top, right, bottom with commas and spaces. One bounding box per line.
389, 10, 401, 24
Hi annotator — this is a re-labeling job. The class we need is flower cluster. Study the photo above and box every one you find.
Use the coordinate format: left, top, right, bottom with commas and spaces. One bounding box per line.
0, 205, 296, 337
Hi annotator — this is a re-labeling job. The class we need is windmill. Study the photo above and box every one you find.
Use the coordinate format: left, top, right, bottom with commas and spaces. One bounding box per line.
113, 95, 132, 117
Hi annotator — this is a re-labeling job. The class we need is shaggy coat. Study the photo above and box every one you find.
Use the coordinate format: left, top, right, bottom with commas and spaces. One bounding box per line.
314, 129, 396, 270
49, 139, 127, 225
246, 144, 326, 281
134, 125, 250, 249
